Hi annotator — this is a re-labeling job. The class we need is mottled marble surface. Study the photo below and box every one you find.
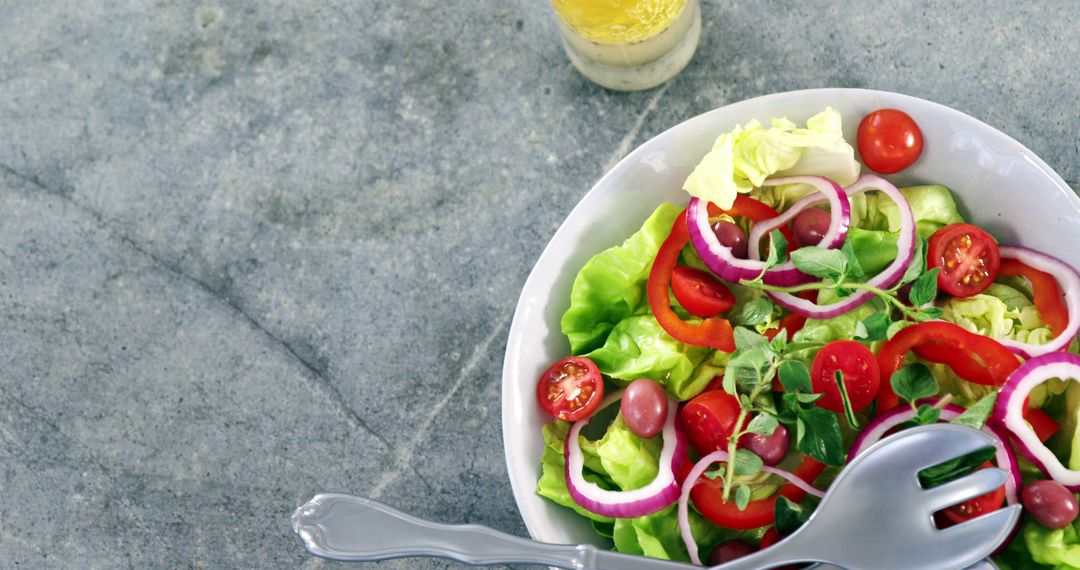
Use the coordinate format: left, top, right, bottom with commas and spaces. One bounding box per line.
0, 1, 1076, 568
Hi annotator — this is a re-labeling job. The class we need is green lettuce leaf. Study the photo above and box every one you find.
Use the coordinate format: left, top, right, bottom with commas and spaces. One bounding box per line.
594, 414, 663, 490
850, 184, 964, 239
536, 420, 615, 524
941, 290, 1053, 345
792, 289, 880, 344
1020, 518, 1080, 569
846, 227, 899, 275
585, 314, 712, 400
561, 203, 683, 354
612, 504, 736, 562
682, 107, 859, 210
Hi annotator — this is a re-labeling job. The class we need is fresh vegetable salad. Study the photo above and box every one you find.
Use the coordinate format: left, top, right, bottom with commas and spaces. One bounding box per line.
534, 107, 1080, 568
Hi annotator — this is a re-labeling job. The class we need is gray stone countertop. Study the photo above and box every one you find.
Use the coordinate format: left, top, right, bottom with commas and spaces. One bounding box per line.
1, 1, 1077, 568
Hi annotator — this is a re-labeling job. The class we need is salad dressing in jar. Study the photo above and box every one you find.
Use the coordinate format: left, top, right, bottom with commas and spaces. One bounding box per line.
551, 0, 701, 91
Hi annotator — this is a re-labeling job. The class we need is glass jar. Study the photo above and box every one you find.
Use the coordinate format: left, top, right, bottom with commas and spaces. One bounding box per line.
551, 0, 701, 91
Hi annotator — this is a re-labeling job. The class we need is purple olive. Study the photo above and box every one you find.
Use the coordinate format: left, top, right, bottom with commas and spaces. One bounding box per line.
707, 540, 756, 565
740, 424, 790, 466
792, 208, 831, 247
1022, 480, 1079, 529
711, 221, 748, 259
621, 379, 668, 439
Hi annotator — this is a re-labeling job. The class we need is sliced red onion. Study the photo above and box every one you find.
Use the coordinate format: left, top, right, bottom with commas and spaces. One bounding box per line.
997, 246, 1080, 358
686, 176, 851, 287
850, 398, 1021, 506
767, 174, 917, 319
993, 352, 1080, 491
564, 390, 685, 518
677, 450, 825, 565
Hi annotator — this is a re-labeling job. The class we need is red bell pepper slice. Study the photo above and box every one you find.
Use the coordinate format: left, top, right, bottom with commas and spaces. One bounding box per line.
875, 322, 1021, 413
912, 342, 996, 386
690, 455, 827, 530
999, 258, 1069, 335
647, 196, 789, 352
1025, 407, 1061, 443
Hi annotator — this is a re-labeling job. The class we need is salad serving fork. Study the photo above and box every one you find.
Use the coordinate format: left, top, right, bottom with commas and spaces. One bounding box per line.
292, 424, 1019, 569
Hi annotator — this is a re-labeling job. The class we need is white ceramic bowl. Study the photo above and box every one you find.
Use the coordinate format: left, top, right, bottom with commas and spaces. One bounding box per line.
501, 88, 1078, 550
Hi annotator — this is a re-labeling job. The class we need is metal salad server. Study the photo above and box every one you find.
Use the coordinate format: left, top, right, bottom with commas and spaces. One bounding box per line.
292, 424, 1019, 569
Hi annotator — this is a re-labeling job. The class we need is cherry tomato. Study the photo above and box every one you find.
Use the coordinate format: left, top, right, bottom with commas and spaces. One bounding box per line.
671, 266, 736, 318
621, 379, 668, 438
536, 356, 603, 422
1022, 480, 1079, 529
927, 223, 1001, 297
857, 108, 924, 174
679, 390, 744, 456
691, 456, 827, 530
940, 463, 1006, 525
810, 340, 881, 413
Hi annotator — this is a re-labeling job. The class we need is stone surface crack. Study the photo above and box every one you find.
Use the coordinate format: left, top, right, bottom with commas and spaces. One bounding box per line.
0, 163, 391, 451
601, 81, 673, 173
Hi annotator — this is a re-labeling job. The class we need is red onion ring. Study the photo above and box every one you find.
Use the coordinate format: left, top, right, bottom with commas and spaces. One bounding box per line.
997, 246, 1080, 358
993, 352, 1080, 491
564, 390, 685, 518
686, 176, 851, 287
676, 450, 825, 565
850, 398, 1020, 506
765, 174, 917, 319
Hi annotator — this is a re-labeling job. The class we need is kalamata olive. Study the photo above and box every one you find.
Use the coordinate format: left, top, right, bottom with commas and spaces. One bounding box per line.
711, 221, 748, 259
621, 379, 668, 439
707, 540, 756, 565
792, 208, 831, 247
739, 424, 790, 466
1022, 480, 1079, 529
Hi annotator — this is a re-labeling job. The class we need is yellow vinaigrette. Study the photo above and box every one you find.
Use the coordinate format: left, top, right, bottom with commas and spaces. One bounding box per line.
551, 0, 687, 45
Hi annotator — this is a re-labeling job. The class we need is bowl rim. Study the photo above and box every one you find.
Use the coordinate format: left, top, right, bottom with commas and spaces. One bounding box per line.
500, 87, 1078, 543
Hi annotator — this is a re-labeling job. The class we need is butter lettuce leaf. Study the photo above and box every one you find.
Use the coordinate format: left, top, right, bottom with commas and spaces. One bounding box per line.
536, 420, 615, 524
585, 314, 712, 400
561, 203, 682, 354
850, 184, 964, 239
683, 107, 859, 210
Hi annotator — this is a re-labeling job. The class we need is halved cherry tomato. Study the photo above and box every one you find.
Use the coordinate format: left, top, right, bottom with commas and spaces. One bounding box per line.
940, 463, 1007, 525
927, 223, 1001, 297
1026, 407, 1061, 443
535, 356, 603, 422
875, 322, 1020, 413
810, 340, 881, 413
857, 109, 924, 174
671, 266, 736, 317
999, 258, 1068, 335
679, 390, 744, 456
691, 456, 826, 530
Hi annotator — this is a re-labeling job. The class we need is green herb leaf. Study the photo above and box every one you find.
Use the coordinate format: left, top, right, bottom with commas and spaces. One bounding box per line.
899, 238, 928, 286
842, 240, 867, 281
734, 327, 770, 352
918, 447, 997, 488
746, 413, 779, 436
914, 404, 942, 425
723, 348, 771, 393
790, 247, 848, 279
856, 313, 891, 341
909, 268, 940, 306
952, 393, 998, 429
796, 392, 824, 404
890, 363, 939, 405
778, 360, 812, 393
795, 406, 846, 466
770, 329, 789, 353
775, 497, 812, 536
703, 468, 724, 481
918, 307, 944, 321
735, 483, 752, 510
834, 371, 860, 429
733, 449, 765, 477
732, 297, 775, 326
762, 230, 790, 270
